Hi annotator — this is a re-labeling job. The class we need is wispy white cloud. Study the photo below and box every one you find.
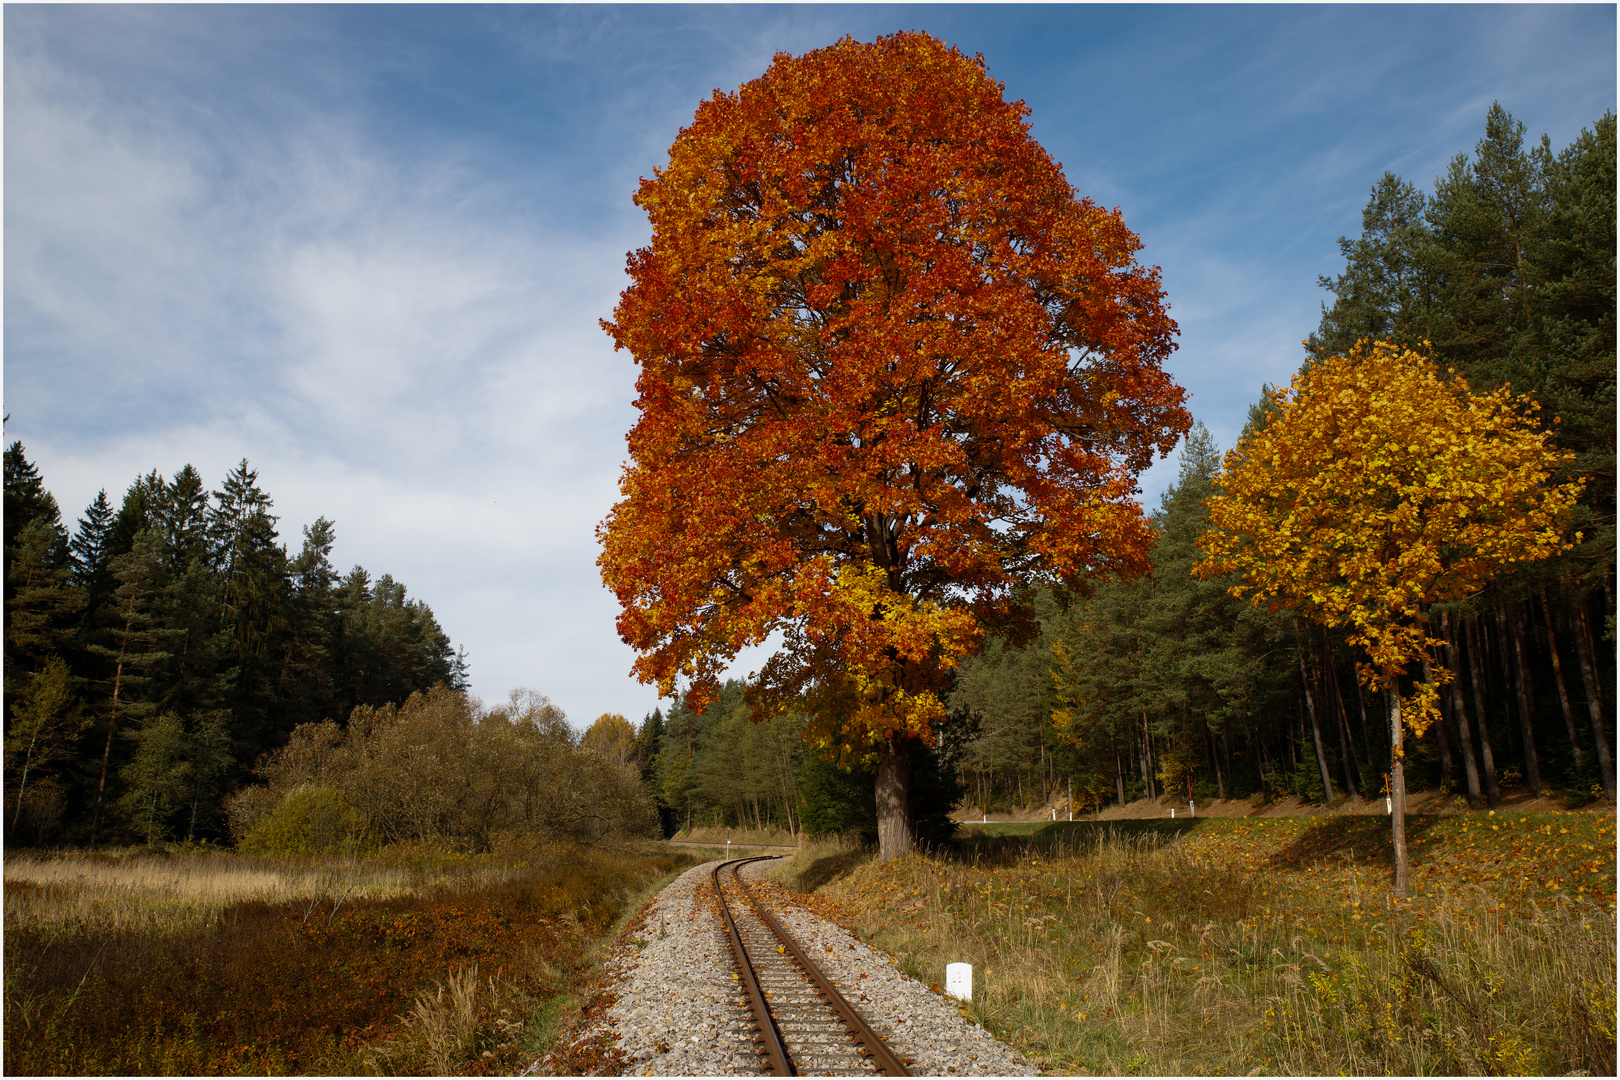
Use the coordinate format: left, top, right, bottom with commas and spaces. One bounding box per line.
5, 15, 664, 726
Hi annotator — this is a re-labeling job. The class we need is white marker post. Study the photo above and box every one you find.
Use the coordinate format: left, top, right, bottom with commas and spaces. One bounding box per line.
946, 963, 972, 1002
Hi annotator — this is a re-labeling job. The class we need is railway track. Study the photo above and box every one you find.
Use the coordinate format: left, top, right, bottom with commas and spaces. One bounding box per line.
712, 857, 912, 1077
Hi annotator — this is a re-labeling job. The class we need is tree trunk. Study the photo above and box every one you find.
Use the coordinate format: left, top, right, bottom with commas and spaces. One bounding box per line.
90, 648, 130, 847
1442, 613, 1483, 808
1324, 638, 1363, 796
1466, 618, 1503, 807
1357, 681, 1373, 763
1114, 746, 1126, 806
1296, 629, 1335, 803
1503, 606, 1542, 795
1138, 718, 1152, 800
1423, 653, 1455, 792
1539, 589, 1584, 776
1221, 732, 1234, 796
13, 733, 38, 831
1574, 597, 1615, 801
875, 734, 912, 860
1205, 720, 1226, 799
1388, 686, 1410, 899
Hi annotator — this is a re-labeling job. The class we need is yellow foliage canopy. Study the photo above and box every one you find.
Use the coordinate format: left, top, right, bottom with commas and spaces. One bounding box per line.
1196, 341, 1581, 729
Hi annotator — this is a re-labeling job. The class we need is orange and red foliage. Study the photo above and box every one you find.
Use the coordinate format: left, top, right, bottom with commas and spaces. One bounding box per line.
599, 32, 1188, 757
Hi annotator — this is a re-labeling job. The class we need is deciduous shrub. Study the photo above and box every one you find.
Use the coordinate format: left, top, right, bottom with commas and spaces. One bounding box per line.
237, 785, 376, 856
228, 685, 656, 852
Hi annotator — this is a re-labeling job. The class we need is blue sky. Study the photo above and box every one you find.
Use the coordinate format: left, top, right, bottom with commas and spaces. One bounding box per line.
6, 4, 1614, 729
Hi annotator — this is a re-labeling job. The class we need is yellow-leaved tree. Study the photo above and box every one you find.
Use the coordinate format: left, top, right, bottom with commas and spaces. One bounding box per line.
1196, 340, 1582, 897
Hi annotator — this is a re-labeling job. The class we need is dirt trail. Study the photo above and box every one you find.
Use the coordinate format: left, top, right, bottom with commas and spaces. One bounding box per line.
958, 785, 1606, 824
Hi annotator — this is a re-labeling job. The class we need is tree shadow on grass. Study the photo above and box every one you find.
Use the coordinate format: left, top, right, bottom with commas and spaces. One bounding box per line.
1265, 814, 1444, 872
948, 817, 1210, 863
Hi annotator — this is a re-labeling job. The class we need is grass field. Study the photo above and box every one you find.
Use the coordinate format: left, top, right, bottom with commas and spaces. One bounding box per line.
792, 811, 1616, 1076
3, 842, 696, 1076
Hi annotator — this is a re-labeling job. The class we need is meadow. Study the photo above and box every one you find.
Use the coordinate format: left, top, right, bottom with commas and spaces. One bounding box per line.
3, 841, 695, 1075
786, 810, 1616, 1076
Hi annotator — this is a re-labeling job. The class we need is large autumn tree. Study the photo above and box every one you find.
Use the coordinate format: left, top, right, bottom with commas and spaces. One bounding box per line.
598, 32, 1189, 858
1197, 341, 1582, 896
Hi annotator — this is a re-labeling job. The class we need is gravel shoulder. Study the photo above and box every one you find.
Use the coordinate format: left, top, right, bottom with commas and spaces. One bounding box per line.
530, 857, 1036, 1077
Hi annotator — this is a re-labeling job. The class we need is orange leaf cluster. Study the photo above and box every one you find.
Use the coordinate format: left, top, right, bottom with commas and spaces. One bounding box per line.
1197, 340, 1582, 703
598, 33, 1188, 750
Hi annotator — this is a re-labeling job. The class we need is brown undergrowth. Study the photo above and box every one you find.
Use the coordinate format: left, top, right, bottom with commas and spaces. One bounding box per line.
787, 814, 1616, 1076
3, 842, 690, 1075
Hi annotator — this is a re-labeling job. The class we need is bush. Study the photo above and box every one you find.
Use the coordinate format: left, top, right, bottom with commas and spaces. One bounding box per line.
246, 685, 658, 853
237, 785, 376, 856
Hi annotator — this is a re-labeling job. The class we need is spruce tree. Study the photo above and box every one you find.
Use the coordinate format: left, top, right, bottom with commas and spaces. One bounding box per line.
276, 518, 339, 732
70, 490, 117, 611
4, 443, 69, 605
107, 471, 164, 565
159, 465, 212, 573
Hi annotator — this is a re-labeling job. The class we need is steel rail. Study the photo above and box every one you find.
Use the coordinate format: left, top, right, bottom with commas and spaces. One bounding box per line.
712, 857, 794, 1075
717, 856, 912, 1078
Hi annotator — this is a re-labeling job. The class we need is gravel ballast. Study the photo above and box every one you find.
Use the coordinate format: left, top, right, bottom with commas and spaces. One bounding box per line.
534, 858, 1037, 1076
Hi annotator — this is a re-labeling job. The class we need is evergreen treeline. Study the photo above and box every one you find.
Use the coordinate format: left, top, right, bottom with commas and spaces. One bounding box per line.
4, 447, 464, 846
945, 105, 1615, 815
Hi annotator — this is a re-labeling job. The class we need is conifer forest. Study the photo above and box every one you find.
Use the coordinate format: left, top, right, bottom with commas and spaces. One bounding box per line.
3, 454, 466, 846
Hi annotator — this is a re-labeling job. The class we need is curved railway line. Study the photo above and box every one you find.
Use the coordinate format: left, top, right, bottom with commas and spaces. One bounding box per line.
712, 856, 912, 1077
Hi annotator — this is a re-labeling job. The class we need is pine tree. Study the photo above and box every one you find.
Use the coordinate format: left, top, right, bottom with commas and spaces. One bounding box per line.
1310, 173, 1435, 358
1426, 103, 1546, 386
1519, 112, 1617, 589
1144, 422, 1298, 800
87, 530, 180, 843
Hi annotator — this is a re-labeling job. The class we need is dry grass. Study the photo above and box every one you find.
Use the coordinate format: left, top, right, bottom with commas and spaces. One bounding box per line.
361, 962, 532, 1075
3, 843, 693, 1076
790, 815, 1616, 1075
4, 849, 420, 938
668, 824, 799, 847
770, 833, 867, 892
